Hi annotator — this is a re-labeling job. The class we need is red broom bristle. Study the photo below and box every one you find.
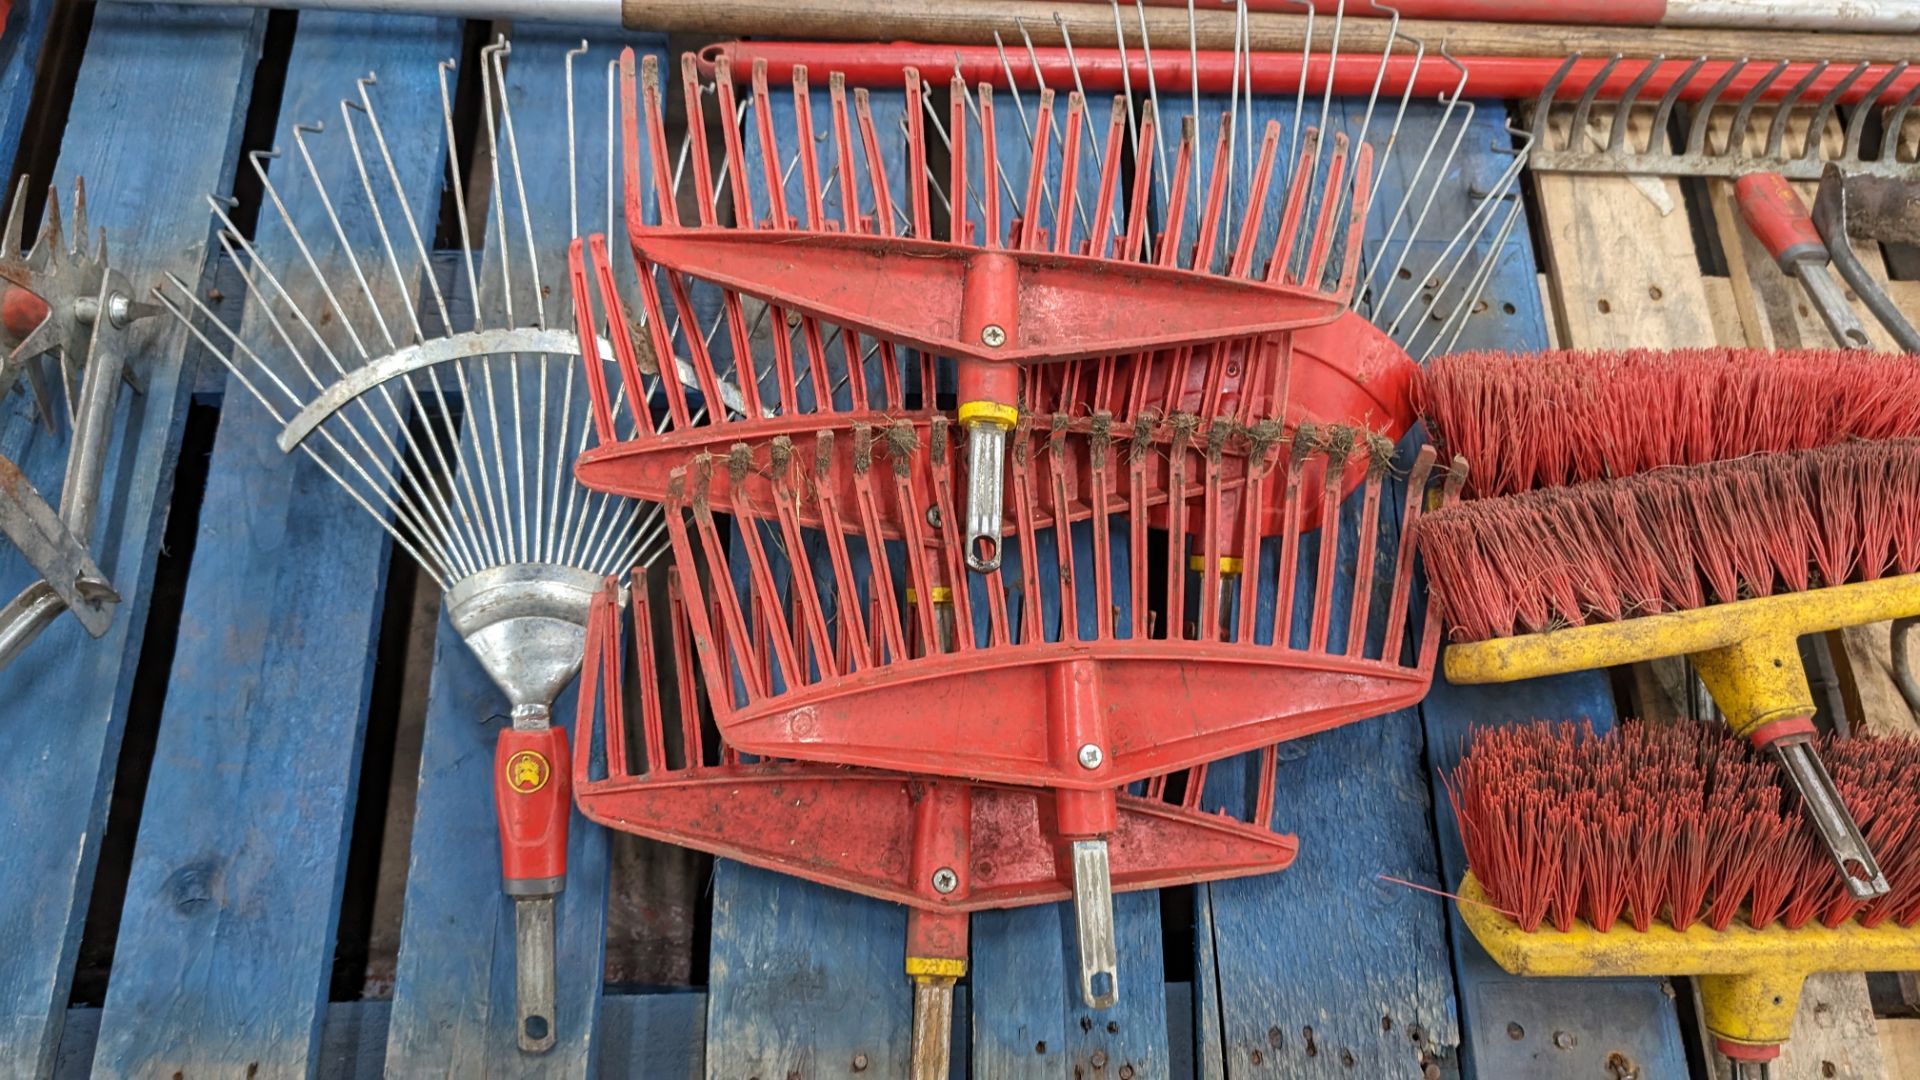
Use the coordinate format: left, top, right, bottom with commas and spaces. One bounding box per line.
1415, 441, 1920, 643
1448, 720, 1920, 935
1417, 348, 1920, 498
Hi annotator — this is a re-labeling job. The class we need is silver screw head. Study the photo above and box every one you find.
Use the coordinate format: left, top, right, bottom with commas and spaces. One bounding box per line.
981, 324, 1006, 347
931, 867, 959, 894
1077, 743, 1104, 769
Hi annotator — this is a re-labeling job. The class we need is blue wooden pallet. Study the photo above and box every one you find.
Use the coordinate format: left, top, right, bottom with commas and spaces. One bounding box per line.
0, 8, 1701, 1078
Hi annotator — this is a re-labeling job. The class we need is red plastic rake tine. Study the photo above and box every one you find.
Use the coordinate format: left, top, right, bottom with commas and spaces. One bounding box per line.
1191, 115, 1235, 275
575, 580, 618, 785
1157, 117, 1196, 268
569, 239, 616, 444
1088, 416, 1115, 642
661, 271, 730, 418
1254, 745, 1279, 831
665, 570, 705, 767
979, 84, 1002, 247
685, 468, 768, 702
891, 431, 943, 653
587, 236, 655, 435
792, 68, 827, 231
809, 431, 876, 671
715, 453, 804, 692
1199, 421, 1229, 643
1046, 422, 1080, 640
684, 56, 761, 421
1121, 103, 1157, 263
750, 62, 791, 231
1019, 88, 1056, 251
852, 86, 907, 409
827, 74, 878, 411
1166, 417, 1195, 640
902, 70, 932, 238
1088, 97, 1125, 259
1346, 439, 1392, 658
679, 55, 719, 227
664, 473, 754, 705
1054, 92, 1085, 255
1268, 129, 1320, 285
618, 50, 645, 233
850, 428, 910, 664
1383, 447, 1443, 664
712, 56, 753, 227
1415, 456, 1468, 675
1129, 418, 1152, 639
1309, 431, 1353, 654
1010, 424, 1047, 642
1272, 430, 1314, 649
949, 74, 969, 244
639, 55, 679, 225
1238, 422, 1282, 646
632, 582, 667, 775
1229, 120, 1284, 279
1334, 144, 1376, 300
625, 260, 691, 430
767, 441, 839, 678
1303, 133, 1351, 290
1183, 762, 1210, 811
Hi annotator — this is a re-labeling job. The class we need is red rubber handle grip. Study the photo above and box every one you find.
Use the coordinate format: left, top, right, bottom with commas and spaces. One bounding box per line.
496, 726, 570, 890
1734, 173, 1824, 268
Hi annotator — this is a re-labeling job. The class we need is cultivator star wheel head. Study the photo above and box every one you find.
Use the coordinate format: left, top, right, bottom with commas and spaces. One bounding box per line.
0, 176, 155, 671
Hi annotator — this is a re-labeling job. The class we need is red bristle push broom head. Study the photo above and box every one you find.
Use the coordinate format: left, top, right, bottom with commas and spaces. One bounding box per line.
1415, 439, 1920, 643
1448, 719, 1920, 1072
1415, 347, 1920, 500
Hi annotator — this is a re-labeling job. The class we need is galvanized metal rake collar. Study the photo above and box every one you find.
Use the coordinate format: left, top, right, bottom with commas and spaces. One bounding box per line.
444, 562, 607, 722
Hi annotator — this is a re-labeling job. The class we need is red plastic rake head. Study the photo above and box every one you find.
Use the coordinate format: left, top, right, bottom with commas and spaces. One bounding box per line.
572, 49, 1403, 570
572, 568, 1300, 998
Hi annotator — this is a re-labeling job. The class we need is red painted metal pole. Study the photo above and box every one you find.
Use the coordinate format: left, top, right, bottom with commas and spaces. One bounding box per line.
697, 42, 1920, 106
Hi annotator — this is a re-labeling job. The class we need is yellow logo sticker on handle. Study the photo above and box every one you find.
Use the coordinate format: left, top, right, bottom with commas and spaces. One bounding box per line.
505, 749, 551, 794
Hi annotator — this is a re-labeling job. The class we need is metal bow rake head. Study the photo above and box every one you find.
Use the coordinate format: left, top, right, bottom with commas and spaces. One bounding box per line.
153, 40, 657, 1054
1525, 54, 1920, 181
652, 411, 1457, 1009
0, 176, 155, 671
571, 563, 1300, 1060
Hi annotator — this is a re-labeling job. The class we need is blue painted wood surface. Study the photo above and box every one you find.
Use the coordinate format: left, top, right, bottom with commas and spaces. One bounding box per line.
382, 28, 666, 1076
0, 0, 55, 173
1174, 93, 1458, 1077
85, 14, 461, 1077
0, 6, 264, 1076
1409, 116, 1692, 1075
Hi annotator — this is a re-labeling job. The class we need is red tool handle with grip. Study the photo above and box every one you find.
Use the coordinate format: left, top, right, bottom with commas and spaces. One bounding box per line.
1734, 172, 1826, 270
496, 726, 571, 892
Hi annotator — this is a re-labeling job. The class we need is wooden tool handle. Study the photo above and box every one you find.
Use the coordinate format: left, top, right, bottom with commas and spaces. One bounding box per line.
620, 0, 1914, 64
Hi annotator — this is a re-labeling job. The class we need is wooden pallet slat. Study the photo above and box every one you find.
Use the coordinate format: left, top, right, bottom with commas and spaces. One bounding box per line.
383, 27, 665, 1076
1182, 94, 1459, 1080
83, 14, 463, 1077
0, 7, 267, 1076
0, 0, 55, 172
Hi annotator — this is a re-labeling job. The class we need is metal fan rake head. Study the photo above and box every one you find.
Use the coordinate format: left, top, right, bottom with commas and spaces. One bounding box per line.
0, 176, 156, 671
154, 40, 657, 1054
657, 411, 1456, 1008
572, 564, 1300, 1070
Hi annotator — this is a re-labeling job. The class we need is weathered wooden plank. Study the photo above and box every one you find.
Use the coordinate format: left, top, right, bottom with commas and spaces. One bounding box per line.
0, 7, 264, 1076
383, 27, 665, 1076
701, 75, 927, 1076
0, 0, 55, 173
84, 14, 461, 1078
1179, 94, 1457, 1079
947, 87, 1173, 1080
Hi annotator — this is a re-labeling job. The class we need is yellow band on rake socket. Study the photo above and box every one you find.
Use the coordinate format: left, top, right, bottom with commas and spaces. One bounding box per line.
1188, 555, 1246, 575
906, 956, 967, 980
957, 400, 1018, 430
1455, 873, 1920, 1051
